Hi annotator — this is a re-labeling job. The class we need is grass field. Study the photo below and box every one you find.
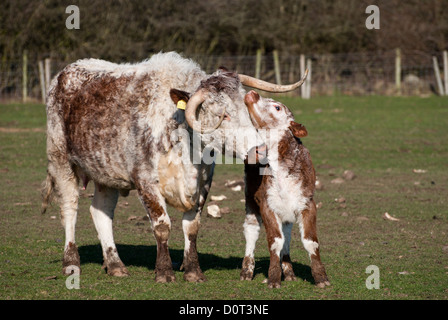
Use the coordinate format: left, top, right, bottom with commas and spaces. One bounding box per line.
0, 96, 447, 300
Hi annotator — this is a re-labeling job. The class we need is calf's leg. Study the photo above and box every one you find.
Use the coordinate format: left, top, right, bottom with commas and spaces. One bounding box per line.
298, 200, 330, 288
280, 222, 296, 281
260, 208, 284, 288
240, 212, 262, 280
181, 163, 214, 282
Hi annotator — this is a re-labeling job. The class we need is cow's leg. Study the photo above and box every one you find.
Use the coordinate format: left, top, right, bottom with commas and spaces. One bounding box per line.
298, 200, 330, 288
90, 183, 129, 277
137, 185, 175, 283
181, 163, 214, 282
240, 212, 262, 281
181, 210, 206, 282
47, 162, 81, 275
280, 222, 296, 281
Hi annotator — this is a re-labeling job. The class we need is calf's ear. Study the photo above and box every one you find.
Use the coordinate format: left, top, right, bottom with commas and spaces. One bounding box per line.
289, 121, 308, 138
170, 89, 191, 104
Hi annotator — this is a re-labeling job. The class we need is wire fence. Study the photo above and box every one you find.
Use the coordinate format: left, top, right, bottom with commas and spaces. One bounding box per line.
1, 49, 446, 103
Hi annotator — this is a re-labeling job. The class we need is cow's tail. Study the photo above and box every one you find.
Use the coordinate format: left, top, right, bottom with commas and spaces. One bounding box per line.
41, 172, 55, 214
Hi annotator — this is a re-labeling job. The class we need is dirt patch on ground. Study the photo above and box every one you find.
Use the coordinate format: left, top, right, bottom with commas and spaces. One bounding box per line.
0, 127, 45, 133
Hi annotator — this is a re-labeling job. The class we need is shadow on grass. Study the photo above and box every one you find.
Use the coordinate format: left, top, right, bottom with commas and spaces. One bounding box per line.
78, 244, 315, 283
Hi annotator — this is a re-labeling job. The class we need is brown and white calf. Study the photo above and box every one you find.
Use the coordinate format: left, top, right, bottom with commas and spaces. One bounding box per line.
240, 91, 330, 288
41, 52, 306, 283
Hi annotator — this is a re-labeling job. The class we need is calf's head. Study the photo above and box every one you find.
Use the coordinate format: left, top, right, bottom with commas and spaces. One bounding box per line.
244, 90, 308, 139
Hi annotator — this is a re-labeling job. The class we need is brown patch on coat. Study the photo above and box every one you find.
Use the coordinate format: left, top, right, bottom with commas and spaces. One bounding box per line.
132, 173, 165, 221
277, 133, 316, 199
199, 71, 241, 98
62, 73, 132, 155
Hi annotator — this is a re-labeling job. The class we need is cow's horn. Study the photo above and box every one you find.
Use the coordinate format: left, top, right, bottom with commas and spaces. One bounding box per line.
239, 69, 308, 93
185, 89, 226, 134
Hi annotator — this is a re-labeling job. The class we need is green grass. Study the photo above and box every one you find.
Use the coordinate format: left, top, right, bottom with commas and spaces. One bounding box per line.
0, 96, 447, 300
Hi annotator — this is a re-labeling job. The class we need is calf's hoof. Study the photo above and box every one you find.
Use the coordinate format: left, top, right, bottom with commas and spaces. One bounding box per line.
284, 274, 297, 282
240, 256, 255, 280
240, 269, 254, 281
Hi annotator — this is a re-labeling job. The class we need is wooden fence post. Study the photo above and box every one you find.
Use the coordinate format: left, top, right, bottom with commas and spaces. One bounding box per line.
255, 49, 262, 79
22, 50, 28, 103
288, 56, 296, 84
273, 50, 281, 85
395, 48, 401, 95
44, 58, 51, 95
38, 60, 46, 104
304, 58, 312, 99
432, 56, 445, 96
443, 50, 448, 96
300, 54, 306, 98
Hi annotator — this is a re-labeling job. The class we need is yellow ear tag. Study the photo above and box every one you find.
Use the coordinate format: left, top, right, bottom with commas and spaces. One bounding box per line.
177, 100, 187, 110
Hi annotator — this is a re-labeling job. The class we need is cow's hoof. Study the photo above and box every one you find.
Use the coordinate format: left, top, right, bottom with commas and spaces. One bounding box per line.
184, 271, 207, 283
316, 280, 331, 288
104, 260, 130, 277
268, 281, 281, 289
155, 271, 176, 283
108, 266, 130, 277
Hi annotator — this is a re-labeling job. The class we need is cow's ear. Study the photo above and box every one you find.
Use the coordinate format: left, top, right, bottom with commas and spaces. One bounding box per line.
170, 89, 191, 104
289, 121, 308, 138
